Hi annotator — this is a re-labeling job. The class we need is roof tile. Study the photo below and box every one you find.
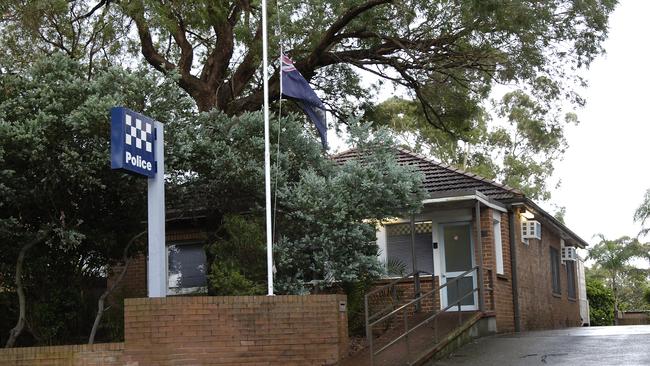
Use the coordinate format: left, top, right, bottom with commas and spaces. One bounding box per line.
332, 147, 523, 201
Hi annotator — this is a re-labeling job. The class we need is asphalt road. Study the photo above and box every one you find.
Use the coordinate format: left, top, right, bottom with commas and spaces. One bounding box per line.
430, 325, 650, 366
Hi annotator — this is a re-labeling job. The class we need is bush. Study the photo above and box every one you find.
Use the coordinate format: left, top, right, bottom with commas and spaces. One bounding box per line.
587, 278, 614, 326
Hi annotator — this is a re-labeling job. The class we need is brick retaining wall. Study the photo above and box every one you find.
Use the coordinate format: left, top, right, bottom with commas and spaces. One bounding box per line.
0, 294, 348, 366
0, 343, 124, 366
122, 295, 348, 365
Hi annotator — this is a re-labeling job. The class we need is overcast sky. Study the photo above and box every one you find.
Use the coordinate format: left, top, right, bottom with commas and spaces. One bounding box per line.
543, 0, 650, 245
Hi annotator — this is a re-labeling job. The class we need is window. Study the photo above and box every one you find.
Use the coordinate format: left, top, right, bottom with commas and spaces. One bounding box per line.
386, 222, 433, 276
168, 242, 208, 295
566, 261, 576, 299
550, 247, 561, 294
493, 212, 504, 275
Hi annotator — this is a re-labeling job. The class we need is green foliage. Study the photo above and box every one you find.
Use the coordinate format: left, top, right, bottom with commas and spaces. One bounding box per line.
340, 278, 376, 337
364, 89, 578, 200
586, 277, 614, 326
386, 257, 408, 277
274, 123, 425, 293
1, 0, 618, 120
588, 235, 649, 315
209, 263, 265, 296
0, 54, 192, 346
207, 215, 266, 296
169, 110, 425, 295
634, 189, 650, 237
553, 206, 567, 224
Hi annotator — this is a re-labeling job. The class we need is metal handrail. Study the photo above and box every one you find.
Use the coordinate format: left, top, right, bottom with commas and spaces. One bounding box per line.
365, 266, 481, 366
366, 270, 430, 299
365, 270, 430, 324
373, 287, 479, 355
368, 266, 478, 327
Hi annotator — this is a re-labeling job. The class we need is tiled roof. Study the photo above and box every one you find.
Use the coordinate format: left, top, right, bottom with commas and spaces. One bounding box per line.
332, 147, 523, 201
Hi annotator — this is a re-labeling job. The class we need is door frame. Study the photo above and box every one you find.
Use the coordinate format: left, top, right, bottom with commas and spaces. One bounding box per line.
438, 221, 478, 311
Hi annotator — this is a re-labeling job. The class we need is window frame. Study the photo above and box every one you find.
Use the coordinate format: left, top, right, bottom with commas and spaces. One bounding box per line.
385, 221, 434, 277
166, 240, 208, 296
493, 211, 504, 275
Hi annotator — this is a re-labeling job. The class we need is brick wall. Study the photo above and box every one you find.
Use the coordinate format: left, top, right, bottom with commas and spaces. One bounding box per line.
494, 212, 515, 332
0, 295, 348, 366
0, 343, 124, 366
108, 253, 147, 299
477, 209, 515, 333
514, 214, 581, 330
122, 295, 348, 365
476, 208, 495, 313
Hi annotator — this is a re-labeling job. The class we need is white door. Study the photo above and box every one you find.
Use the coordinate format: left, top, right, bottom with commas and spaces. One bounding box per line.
439, 222, 478, 311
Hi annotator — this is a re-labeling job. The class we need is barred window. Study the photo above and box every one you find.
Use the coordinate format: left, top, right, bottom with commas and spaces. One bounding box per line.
550, 247, 561, 294
567, 261, 577, 299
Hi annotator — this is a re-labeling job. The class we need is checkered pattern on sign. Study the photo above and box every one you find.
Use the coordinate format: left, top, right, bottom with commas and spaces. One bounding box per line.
124, 114, 153, 152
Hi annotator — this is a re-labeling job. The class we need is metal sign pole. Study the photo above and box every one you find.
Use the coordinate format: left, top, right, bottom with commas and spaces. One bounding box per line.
147, 121, 166, 297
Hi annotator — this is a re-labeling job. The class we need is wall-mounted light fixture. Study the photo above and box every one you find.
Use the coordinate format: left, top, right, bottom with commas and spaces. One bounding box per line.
520, 207, 535, 220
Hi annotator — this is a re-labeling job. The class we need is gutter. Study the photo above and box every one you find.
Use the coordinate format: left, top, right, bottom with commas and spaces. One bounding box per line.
422, 190, 507, 213
508, 209, 521, 332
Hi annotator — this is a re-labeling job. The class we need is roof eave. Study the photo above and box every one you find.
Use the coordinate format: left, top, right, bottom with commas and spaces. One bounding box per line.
506, 198, 589, 249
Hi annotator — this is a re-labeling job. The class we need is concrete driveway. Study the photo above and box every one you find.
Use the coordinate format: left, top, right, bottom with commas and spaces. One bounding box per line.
430, 325, 650, 366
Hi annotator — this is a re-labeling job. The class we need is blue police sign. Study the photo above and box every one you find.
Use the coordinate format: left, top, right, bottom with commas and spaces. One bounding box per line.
111, 107, 156, 177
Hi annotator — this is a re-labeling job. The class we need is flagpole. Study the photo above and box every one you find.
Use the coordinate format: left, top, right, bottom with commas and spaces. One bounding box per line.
261, 0, 274, 296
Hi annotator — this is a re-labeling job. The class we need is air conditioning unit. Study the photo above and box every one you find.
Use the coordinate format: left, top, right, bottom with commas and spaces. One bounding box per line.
521, 220, 541, 240
562, 246, 578, 261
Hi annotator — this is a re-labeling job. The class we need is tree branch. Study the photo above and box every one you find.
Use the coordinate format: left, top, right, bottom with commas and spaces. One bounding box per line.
5, 231, 49, 348
88, 230, 147, 345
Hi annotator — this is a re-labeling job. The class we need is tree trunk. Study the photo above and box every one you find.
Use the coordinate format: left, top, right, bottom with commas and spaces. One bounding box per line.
5, 233, 47, 348
88, 230, 146, 344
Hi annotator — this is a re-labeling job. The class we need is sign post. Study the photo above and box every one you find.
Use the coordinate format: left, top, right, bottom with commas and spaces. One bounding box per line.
111, 107, 166, 297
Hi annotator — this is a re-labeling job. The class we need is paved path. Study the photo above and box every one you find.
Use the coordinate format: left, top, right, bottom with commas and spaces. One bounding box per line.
430, 325, 650, 366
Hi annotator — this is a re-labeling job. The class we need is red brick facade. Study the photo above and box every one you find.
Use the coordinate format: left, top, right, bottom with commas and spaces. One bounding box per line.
372, 206, 580, 334
114, 207, 581, 337
475, 208, 516, 333
513, 214, 581, 330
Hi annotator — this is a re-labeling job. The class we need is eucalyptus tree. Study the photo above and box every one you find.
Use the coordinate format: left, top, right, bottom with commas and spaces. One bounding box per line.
2, 1, 617, 122
365, 91, 578, 200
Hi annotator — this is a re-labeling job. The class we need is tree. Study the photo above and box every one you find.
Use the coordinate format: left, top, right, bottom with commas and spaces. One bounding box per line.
166, 109, 426, 294
634, 189, 650, 237
274, 124, 426, 292
0, 54, 192, 346
588, 235, 646, 325
2, 0, 617, 124
364, 90, 578, 200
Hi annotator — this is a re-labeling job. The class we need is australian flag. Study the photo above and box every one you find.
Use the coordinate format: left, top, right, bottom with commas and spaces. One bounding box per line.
281, 55, 328, 149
